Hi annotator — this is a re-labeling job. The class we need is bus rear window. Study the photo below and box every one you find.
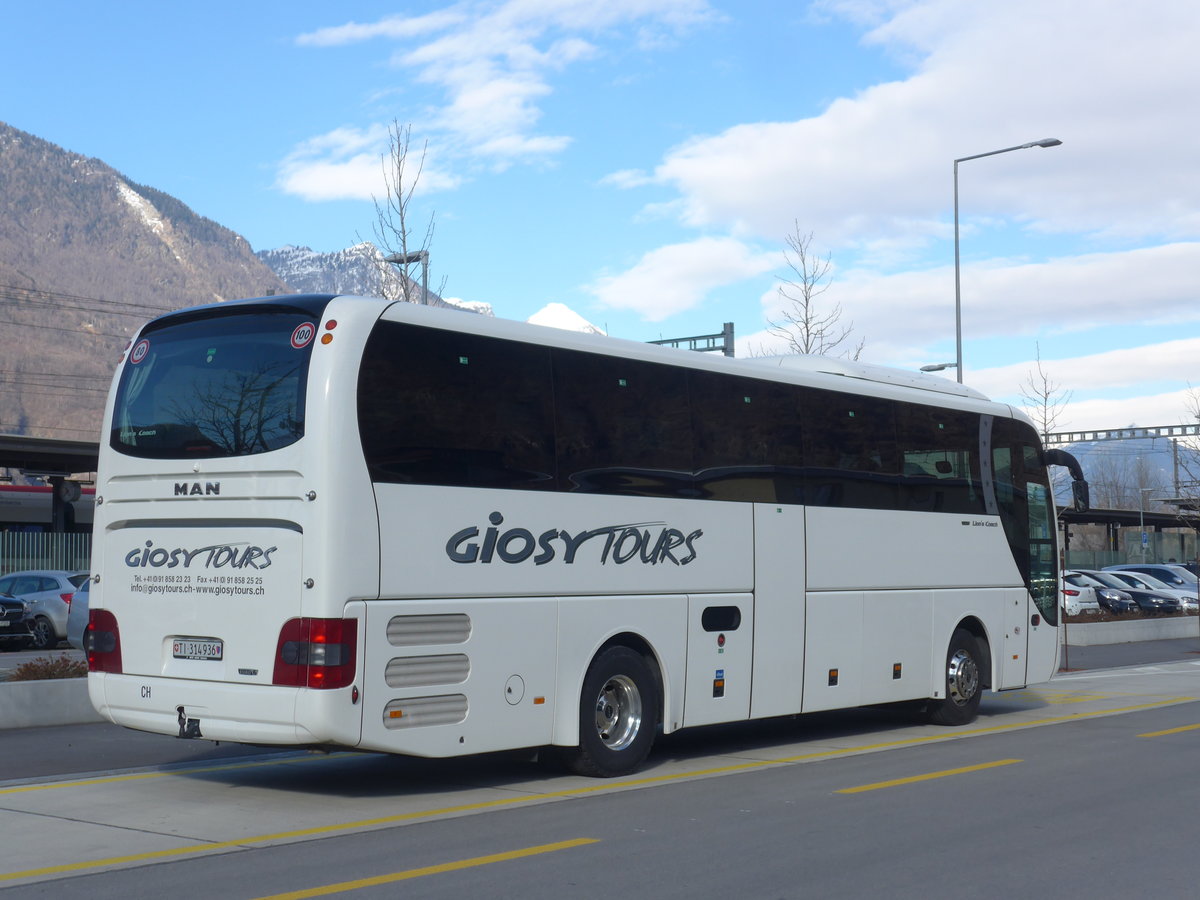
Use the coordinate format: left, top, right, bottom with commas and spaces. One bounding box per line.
111, 310, 317, 459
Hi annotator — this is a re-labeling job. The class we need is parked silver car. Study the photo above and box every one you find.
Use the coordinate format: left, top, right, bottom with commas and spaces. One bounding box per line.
1104, 570, 1199, 612
0, 570, 89, 650
1105, 564, 1200, 592
1079, 569, 1181, 615
66, 577, 90, 651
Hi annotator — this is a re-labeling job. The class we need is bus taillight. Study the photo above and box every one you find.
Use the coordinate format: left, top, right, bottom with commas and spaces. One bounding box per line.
273, 618, 358, 689
87, 609, 123, 673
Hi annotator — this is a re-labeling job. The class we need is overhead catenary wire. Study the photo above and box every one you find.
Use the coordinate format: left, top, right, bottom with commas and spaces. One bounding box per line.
0, 317, 129, 340
0, 283, 169, 318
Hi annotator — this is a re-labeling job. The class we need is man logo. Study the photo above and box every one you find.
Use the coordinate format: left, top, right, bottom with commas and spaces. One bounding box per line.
174, 482, 221, 496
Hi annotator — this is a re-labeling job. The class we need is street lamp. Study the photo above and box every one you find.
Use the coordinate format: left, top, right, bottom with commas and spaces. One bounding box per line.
383, 249, 429, 305
920, 362, 958, 374
953, 138, 1062, 383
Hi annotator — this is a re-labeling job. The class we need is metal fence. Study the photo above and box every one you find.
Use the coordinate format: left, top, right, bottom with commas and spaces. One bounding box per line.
0, 532, 91, 575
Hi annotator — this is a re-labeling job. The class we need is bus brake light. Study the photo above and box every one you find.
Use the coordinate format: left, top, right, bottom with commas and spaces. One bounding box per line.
87, 609, 123, 673
273, 618, 357, 689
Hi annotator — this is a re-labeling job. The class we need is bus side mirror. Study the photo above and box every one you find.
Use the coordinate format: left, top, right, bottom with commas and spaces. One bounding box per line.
1072, 479, 1090, 513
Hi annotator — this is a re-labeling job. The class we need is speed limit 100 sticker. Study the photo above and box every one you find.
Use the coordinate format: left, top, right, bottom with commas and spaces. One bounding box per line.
290, 322, 317, 349
130, 339, 150, 364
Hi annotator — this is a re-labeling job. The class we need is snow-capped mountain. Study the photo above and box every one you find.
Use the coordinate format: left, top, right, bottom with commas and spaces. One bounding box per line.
257, 243, 486, 314
527, 302, 605, 335
258, 245, 609, 334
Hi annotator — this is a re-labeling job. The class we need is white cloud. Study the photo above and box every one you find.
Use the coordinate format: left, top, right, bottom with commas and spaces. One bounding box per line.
638, 0, 1200, 251
276, 126, 461, 201
1056, 391, 1198, 434
284, 0, 717, 200
295, 10, 469, 46
975, 338, 1200, 399
601, 168, 655, 189
818, 243, 1200, 368
587, 237, 777, 321
1009, 386, 1197, 435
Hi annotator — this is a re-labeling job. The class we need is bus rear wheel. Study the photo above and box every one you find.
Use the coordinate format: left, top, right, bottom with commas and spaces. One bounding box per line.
926, 628, 983, 726
559, 646, 658, 778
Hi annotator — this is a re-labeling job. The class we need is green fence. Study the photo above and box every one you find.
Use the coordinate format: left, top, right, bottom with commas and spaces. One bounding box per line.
0, 533, 91, 575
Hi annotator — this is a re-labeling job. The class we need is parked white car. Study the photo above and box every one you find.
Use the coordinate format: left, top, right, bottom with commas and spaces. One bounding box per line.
0, 570, 89, 650
1061, 578, 1102, 616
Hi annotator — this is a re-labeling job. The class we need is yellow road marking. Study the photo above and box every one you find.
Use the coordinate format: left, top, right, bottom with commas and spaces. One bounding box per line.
835, 759, 1022, 794
252, 838, 598, 900
1139, 723, 1200, 738
1, 694, 1192, 883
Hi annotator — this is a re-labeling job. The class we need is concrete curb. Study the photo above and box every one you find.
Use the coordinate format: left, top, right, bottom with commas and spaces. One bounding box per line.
0, 678, 102, 730
1061, 615, 1200, 646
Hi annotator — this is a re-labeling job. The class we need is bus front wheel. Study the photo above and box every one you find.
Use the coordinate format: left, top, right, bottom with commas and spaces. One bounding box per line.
926, 628, 983, 726
559, 646, 658, 778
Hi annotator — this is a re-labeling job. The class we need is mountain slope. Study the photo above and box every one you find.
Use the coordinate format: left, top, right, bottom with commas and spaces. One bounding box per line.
257, 243, 489, 314
0, 121, 291, 441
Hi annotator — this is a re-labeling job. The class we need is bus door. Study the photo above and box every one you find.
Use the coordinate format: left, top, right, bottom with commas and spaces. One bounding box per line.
993, 435, 1061, 688
1024, 477, 1060, 683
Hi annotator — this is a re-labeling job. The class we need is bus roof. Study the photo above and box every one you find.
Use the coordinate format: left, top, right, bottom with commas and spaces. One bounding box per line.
133, 293, 1003, 415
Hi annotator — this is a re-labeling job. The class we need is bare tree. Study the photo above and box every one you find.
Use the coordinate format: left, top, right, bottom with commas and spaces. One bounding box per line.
1173, 383, 1200, 502
1019, 343, 1073, 445
365, 121, 440, 303
763, 223, 864, 359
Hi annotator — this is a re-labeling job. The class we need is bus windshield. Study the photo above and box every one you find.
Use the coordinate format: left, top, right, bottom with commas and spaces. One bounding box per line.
110, 309, 319, 459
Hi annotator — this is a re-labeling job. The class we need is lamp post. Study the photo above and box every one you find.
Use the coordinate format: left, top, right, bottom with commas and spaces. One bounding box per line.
953, 138, 1062, 383
383, 249, 429, 304
1140, 487, 1157, 562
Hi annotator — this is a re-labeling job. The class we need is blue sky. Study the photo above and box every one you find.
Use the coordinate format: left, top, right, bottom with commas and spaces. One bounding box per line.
6, 0, 1200, 433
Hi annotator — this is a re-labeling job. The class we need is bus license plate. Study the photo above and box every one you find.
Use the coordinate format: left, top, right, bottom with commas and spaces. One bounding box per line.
173, 639, 223, 660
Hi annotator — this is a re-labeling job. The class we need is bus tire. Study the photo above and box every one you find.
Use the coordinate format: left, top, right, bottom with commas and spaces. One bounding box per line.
926, 628, 983, 726
560, 646, 658, 778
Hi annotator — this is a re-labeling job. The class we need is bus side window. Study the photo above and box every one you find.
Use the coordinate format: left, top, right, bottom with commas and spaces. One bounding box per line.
896, 404, 984, 515
802, 391, 900, 510
358, 323, 556, 490
690, 371, 803, 504
552, 350, 693, 498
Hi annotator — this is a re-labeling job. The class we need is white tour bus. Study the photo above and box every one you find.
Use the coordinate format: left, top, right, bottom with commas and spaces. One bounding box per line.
86, 294, 1088, 776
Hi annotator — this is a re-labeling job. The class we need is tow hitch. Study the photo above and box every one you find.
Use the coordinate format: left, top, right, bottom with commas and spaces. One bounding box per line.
177, 706, 203, 739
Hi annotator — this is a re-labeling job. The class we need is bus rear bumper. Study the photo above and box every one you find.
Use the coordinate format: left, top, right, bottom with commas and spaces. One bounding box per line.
89, 673, 360, 747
